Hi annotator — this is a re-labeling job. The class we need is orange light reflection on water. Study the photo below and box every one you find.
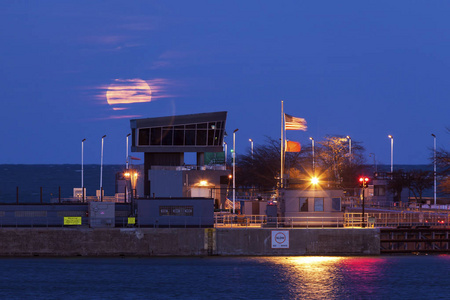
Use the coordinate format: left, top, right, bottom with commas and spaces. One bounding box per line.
253, 256, 388, 299
253, 257, 344, 299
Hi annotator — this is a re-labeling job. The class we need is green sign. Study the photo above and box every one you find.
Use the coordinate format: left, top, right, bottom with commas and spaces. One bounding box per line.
128, 217, 136, 225
64, 217, 82, 225
205, 152, 225, 165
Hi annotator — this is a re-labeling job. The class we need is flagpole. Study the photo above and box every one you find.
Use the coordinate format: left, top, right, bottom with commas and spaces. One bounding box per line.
281, 100, 284, 188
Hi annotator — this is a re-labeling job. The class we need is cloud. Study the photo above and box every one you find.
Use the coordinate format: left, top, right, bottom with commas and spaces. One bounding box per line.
80, 35, 130, 45
150, 50, 193, 70
105, 115, 142, 120
118, 22, 156, 31
89, 114, 143, 121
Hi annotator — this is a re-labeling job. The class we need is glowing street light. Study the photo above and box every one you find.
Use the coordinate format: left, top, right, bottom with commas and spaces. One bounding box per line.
359, 176, 370, 228
249, 138, 254, 160
233, 128, 239, 214
131, 171, 138, 199
388, 135, 394, 173
432, 133, 436, 206
124, 169, 138, 208
311, 177, 319, 185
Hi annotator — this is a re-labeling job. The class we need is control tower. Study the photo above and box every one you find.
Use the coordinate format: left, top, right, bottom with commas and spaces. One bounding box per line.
130, 111, 230, 207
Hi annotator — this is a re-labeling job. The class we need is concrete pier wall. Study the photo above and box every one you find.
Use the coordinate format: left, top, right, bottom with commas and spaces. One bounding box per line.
0, 228, 380, 256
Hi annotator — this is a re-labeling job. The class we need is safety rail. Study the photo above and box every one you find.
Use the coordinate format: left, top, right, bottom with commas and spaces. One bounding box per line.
0, 216, 211, 228
344, 212, 450, 228
366, 212, 450, 228
344, 213, 370, 228
214, 215, 344, 228
2, 213, 446, 229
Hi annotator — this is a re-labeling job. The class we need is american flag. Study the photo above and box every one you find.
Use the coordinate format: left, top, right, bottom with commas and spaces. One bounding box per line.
284, 114, 307, 131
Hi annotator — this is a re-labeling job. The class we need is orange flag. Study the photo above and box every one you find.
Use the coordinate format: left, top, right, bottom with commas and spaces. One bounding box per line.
285, 141, 301, 152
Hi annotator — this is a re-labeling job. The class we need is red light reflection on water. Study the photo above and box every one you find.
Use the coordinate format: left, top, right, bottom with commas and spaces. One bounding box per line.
340, 257, 387, 295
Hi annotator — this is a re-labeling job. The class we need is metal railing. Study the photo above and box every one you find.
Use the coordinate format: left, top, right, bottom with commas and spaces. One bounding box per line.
1, 213, 446, 229
213, 215, 344, 228
344, 212, 450, 228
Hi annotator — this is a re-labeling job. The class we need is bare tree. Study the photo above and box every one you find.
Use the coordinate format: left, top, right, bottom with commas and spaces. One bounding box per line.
434, 128, 450, 194
316, 136, 366, 187
236, 137, 304, 190
236, 135, 367, 191
388, 171, 410, 202
409, 170, 433, 203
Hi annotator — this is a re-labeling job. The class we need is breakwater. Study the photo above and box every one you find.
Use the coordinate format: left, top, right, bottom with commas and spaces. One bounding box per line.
0, 228, 379, 256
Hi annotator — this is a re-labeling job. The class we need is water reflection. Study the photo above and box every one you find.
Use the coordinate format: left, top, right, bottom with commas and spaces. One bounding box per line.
0, 256, 448, 299
254, 257, 388, 299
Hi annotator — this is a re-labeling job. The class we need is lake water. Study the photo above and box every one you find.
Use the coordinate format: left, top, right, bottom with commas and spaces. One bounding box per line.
0, 165, 125, 202
0, 255, 448, 299
0, 164, 435, 203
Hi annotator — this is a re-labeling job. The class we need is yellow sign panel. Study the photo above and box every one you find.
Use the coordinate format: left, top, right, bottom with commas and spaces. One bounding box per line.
128, 217, 136, 225
64, 217, 82, 225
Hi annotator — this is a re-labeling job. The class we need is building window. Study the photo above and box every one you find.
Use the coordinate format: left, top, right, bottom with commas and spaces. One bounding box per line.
332, 198, 341, 211
162, 127, 173, 145
196, 129, 207, 145
214, 129, 221, 146
150, 127, 162, 145
314, 198, 324, 212
208, 129, 215, 145
174, 126, 184, 145
159, 206, 194, 216
138, 128, 149, 146
15, 211, 47, 217
374, 185, 386, 196
185, 127, 195, 145
299, 197, 308, 212
135, 120, 226, 148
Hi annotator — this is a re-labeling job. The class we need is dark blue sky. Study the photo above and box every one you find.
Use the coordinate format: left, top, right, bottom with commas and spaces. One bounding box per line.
1, 1, 449, 165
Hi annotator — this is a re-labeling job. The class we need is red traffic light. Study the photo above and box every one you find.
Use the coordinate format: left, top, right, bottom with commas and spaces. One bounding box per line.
359, 177, 370, 187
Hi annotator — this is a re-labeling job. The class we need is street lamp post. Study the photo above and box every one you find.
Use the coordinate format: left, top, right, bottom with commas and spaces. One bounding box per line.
126, 133, 131, 169
100, 135, 106, 201
249, 138, 254, 160
432, 133, 437, 206
125, 133, 131, 203
347, 136, 352, 160
347, 136, 352, 155
309, 137, 315, 175
369, 153, 377, 173
388, 135, 394, 173
232, 129, 239, 214
223, 142, 227, 165
81, 138, 86, 202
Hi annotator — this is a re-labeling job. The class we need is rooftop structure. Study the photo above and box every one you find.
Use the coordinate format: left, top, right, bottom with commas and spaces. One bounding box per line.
130, 112, 230, 207
131, 111, 227, 153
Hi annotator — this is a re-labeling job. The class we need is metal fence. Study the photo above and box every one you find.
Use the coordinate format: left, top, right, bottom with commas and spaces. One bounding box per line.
215, 212, 450, 229
1, 213, 447, 229
214, 215, 344, 228
344, 212, 450, 228
0, 216, 214, 228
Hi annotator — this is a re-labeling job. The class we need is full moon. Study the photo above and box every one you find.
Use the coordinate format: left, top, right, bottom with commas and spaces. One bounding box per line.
106, 78, 152, 109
